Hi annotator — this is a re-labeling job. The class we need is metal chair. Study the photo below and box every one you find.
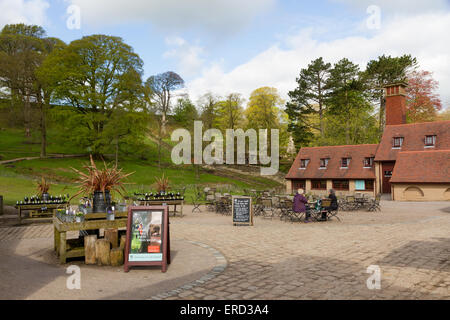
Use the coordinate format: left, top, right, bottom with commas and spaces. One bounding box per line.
261, 198, 275, 219
191, 196, 202, 213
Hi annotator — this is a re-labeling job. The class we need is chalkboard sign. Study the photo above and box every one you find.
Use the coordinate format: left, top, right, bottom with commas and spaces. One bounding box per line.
232, 196, 253, 226
124, 206, 171, 273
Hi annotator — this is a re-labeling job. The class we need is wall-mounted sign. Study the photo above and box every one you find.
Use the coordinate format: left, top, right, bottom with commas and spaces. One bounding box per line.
124, 206, 171, 272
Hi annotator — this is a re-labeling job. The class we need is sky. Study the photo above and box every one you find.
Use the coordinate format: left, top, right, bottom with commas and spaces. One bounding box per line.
1, 0, 449, 108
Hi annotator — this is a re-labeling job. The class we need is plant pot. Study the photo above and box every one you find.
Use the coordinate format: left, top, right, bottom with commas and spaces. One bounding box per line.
93, 191, 111, 213
75, 216, 85, 223
42, 193, 50, 202
106, 212, 115, 221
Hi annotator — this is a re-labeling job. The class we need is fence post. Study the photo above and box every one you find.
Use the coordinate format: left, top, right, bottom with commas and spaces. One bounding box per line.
0, 195, 3, 215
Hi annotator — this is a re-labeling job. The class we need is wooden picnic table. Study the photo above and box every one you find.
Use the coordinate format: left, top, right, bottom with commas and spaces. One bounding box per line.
15, 203, 68, 224
53, 212, 128, 264
137, 200, 184, 217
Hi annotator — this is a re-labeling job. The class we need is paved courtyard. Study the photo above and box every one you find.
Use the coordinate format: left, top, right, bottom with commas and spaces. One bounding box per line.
0, 200, 449, 300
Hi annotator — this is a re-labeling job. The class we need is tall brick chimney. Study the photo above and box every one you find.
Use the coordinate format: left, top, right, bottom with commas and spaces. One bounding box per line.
385, 83, 407, 125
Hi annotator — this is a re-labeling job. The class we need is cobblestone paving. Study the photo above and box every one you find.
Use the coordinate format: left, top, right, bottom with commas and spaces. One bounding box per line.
1, 201, 449, 300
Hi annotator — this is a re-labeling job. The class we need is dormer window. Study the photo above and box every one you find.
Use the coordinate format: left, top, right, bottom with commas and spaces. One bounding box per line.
425, 135, 436, 147
341, 158, 350, 168
320, 158, 329, 169
393, 137, 404, 148
300, 159, 310, 169
364, 157, 374, 168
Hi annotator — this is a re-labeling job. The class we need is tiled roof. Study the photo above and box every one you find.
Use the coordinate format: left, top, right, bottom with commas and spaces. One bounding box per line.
390, 150, 450, 183
375, 121, 450, 161
286, 144, 378, 180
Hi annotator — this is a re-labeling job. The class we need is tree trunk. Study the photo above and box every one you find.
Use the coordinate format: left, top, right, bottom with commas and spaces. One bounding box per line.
84, 235, 97, 265
39, 95, 48, 158
95, 239, 111, 266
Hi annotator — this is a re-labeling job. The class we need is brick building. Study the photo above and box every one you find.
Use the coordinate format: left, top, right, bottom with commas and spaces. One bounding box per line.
286, 83, 450, 201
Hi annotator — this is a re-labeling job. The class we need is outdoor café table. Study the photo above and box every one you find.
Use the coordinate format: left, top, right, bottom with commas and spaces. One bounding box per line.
355, 197, 369, 210
53, 213, 127, 264
15, 202, 68, 224
138, 199, 184, 217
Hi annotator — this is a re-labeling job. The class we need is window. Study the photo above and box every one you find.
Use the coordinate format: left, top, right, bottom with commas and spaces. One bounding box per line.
425, 135, 436, 147
292, 180, 306, 191
300, 159, 310, 169
320, 158, 329, 168
332, 180, 349, 191
311, 180, 327, 190
393, 137, 404, 148
341, 158, 350, 168
356, 180, 374, 191
364, 157, 374, 168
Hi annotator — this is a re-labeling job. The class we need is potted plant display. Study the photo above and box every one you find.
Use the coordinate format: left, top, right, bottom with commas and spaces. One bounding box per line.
71, 155, 134, 213
155, 173, 170, 194
37, 177, 50, 202
75, 212, 85, 223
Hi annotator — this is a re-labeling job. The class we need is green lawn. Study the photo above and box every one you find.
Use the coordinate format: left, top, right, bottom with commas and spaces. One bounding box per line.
0, 128, 282, 206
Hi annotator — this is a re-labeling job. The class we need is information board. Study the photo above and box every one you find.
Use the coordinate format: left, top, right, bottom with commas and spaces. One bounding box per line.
124, 206, 171, 272
232, 196, 253, 226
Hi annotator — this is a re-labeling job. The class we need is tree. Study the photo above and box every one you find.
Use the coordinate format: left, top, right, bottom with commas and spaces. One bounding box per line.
0, 24, 47, 139
145, 71, 184, 168
325, 58, 377, 145
145, 71, 184, 135
198, 93, 220, 130
245, 87, 283, 130
215, 93, 244, 131
35, 37, 66, 157
286, 57, 331, 147
39, 34, 145, 156
173, 97, 198, 129
364, 54, 417, 130
406, 70, 442, 123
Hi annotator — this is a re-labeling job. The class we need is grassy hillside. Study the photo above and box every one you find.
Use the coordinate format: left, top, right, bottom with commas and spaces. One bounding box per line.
0, 128, 282, 206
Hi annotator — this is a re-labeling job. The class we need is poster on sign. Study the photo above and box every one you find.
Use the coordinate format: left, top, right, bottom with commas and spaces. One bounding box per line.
124, 206, 171, 272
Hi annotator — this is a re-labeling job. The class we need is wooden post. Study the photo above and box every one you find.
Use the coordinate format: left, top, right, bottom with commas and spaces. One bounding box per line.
95, 239, 111, 266
110, 248, 124, 266
119, 235, 127, 250
84, 235, 97, 265
0, 195, 3, 215
59, 232, 67, 264
104, 229, 119, 248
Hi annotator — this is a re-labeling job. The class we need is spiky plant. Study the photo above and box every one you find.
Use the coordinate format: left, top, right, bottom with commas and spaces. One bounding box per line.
36, 177, 50, 197
155, 173, 170, 193
70, 155, 134, 201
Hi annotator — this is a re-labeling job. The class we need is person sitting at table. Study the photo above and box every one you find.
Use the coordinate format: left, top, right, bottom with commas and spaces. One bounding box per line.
293, 188, 309, 222
326, 189, 339, 211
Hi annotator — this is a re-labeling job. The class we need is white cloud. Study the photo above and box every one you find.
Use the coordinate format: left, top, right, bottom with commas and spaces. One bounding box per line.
0, 0, 49, 27
186, 12, 450, 108
332, 0, 449, 14
163, 36, 205, 77
68, 0, 275, 34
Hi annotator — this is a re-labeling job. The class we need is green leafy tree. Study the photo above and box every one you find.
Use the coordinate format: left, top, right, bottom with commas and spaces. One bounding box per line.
0, 24, 46, 138
363, 54, 417, 130
198, 93, 220, 130
325, 58, 378, 145
39, 34, 145, 157
286, 57, 331, 147
215, 93, 244, 131
173, 97, 198, 130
